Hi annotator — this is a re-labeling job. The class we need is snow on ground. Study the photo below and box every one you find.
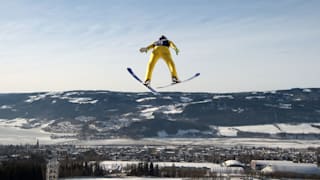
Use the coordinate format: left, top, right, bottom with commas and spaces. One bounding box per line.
139, 98, 212, 117
64, 92, 82, 96
216, 127, 238, 137
188, 99, 212, 105
68, 97, 98, 104
157, 130, 169, 137
1, 121, 320, 148
75, 116, 96, 122
162, 105, 183, 114
245, 96, 266, 100
48, 121, 82, 133
180, 96, 193, 103
162, 96, 173, 100
213, 95, 234, 99
217, 123, 320, 136
157, 129, 212, 137
263, 90, 277, 94
264, 103, 293, 109
278, 103, 292, 109
231, 108, 244, 113
140, 107, 159, 119
25, 92, 63, 103
303, 88, 312, 92
136, 97, 157, 102
89, 124, 103, 132
140, 104, 184, 118
0, 118, 29, 128
0, 118, 76, 145
24, 91, 99, 104
0, 125, 76, 145
233, 124, 282, 134
277, 123, 320, 134
0, 105, 13, 109
25, 93, 49, 103
176, 129, 200, 136
0, 118, 320, 148
56, 93, 99, 104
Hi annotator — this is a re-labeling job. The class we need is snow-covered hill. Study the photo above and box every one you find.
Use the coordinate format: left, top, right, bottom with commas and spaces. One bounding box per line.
0, 88, 320, 141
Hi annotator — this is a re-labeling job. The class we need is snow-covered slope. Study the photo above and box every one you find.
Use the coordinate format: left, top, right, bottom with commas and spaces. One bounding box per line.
0, 88, 319, 140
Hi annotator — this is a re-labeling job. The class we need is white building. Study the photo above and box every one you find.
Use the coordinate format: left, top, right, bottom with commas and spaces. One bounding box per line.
223, 160, 245, 168
251, 160, 320, 177
251, 160, 294, 170
46, 158, 59, 180
262, 163, 320, 176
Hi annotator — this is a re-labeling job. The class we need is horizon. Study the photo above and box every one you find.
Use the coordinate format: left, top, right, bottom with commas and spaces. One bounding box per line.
0, 87, 317, 95
1, 0, 320, 93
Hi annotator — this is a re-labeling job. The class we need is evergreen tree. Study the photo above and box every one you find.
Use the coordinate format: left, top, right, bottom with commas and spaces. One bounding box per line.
154, 164, 160, 177
143, 161, 149, 175
149, 162, 154, 176
139, 162, 145, 176
171, 163, 176, 177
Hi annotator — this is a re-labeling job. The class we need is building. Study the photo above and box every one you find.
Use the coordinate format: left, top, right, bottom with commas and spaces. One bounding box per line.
251, 160, 294, 170
222, 160, 245, 168
261, 163, 320, 177
251, 160, 320, 177
46, 158, 59, 180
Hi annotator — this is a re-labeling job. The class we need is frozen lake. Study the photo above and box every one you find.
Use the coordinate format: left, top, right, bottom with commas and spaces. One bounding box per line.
0, 123, 320, 148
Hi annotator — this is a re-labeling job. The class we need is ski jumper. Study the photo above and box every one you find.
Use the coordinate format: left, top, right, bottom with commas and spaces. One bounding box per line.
144, 39, 179, 82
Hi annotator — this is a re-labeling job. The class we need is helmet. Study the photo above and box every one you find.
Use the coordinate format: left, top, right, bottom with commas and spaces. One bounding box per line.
159, 35, 167, 40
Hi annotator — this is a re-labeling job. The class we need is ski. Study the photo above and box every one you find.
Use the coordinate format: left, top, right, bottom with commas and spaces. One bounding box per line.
127, 67, 160, 95
157, 73, 200, 89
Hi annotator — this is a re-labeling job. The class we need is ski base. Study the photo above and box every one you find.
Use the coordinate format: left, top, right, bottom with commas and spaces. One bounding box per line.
127, 67, 160, 95
157, 73, 200, 89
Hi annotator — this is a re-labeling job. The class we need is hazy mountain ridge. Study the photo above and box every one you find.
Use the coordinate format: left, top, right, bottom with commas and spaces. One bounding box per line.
0, 88, 320, 139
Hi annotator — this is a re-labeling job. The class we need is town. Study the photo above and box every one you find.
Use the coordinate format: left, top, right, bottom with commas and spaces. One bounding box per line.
0, 141, 320, 179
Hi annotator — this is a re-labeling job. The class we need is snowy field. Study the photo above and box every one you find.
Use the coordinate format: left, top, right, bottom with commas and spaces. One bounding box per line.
217, 123, 320, 136
0, 118, 76, 145
0, 118, 320, 148
2, 123, 320, 148
0, 126, 77, 145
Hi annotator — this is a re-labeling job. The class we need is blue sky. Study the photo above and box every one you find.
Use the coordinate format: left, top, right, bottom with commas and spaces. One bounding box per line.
1, 0, 320, 93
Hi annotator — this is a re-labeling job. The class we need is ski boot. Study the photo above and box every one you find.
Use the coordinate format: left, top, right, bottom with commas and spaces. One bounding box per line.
143, 79, 151, 86
172, 76, 181, 84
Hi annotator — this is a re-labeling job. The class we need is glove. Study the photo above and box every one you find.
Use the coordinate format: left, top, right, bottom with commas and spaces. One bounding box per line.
140, 47, 148, 53
175, 48, 180, 55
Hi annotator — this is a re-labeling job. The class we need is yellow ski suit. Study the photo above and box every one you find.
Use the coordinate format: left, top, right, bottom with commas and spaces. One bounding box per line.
144, 40, 179, 82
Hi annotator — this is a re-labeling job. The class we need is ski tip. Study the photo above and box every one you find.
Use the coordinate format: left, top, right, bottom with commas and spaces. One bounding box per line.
127, 67, 133, 73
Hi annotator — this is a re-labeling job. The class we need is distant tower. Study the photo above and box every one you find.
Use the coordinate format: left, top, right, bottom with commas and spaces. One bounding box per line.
46, 158, 59, 180
36, 139, 40, 148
